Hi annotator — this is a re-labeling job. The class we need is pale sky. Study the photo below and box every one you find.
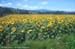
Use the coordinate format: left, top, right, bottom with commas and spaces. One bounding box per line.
0, 0, 75, 11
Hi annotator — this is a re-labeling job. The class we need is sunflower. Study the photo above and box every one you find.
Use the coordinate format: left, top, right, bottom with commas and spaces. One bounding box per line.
27, 30, 32, 33
10, 22, 14, 25
47, 17, 51, 21
0, 25, 3, 32
23, 19, 27, 23
56, 16, 59, 18
69, 20, 73, 23
2, 21, 5, 24
65, 23, 70, 27
7, 21, 10, 24
47, 23, 52, 27
36, 21, 40, 26
11, 27, 16, 32
47, 21, 55, 27
56, 16, 60, 19
41, 26, 45, 30
33, 16, 37, 20
58, 20, 63, 24
29, 19, 33, 23
50, 21, 55, 24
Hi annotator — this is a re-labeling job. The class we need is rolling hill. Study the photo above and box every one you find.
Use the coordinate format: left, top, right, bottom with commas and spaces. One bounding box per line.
0, 6, 75, 16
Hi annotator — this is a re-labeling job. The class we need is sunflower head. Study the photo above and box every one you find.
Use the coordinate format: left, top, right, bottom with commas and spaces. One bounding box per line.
30, 19, 33, 23
2, 21, 5, 24
58, 20, 63, 24
11, 27, 16, 32
66, 23, 70, 27
23, 19, 27, 23
69, 20, 73, 23
37, 21, 40, 26
0, 25, 4, 32
47, 17, 51, 21
47, 23, 52, 27
50, 21, 55, 24
27, 30, 32, 33
41, 26, 45, 30
10, 22, 15, 25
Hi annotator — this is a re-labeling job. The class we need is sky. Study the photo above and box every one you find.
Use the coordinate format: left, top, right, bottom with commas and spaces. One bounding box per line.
0, 0, 75, 11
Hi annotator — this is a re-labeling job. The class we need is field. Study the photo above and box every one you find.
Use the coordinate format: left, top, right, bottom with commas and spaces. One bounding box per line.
0, 14, 75, 49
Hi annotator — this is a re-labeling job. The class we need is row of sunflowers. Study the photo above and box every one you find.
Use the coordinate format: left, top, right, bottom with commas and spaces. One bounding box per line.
0, 14, 75, 46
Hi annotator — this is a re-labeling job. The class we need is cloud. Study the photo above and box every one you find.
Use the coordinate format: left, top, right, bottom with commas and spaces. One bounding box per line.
58, 9, 75, 11
29, 6, 38, 9
24, 0, 28, 2
41, 1, 48, 5
23, 5, 39, 9
39, 6, 44, 9
17, 3, 22, 6
0, 4, 3, 6
0, 2, 12, 7
7, 2, 12, 5
24, 5, 28, 7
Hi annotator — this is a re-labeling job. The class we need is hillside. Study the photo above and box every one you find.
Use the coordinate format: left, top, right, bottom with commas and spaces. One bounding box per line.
0, 6, 75, 16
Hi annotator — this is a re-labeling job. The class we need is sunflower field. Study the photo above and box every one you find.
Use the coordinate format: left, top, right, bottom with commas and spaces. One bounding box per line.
0, 14, 75, 49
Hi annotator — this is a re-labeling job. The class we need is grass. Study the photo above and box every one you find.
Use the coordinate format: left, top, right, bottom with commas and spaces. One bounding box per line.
0, 33, 75, 49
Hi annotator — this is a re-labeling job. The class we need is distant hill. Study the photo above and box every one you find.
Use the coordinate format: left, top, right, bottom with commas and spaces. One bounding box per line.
32, 9, 75, 14
0, 7, 30, 16
0, 6, 75, 16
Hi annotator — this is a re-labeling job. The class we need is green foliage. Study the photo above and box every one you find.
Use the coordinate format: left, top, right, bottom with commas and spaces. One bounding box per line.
0, 18, 75, 49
